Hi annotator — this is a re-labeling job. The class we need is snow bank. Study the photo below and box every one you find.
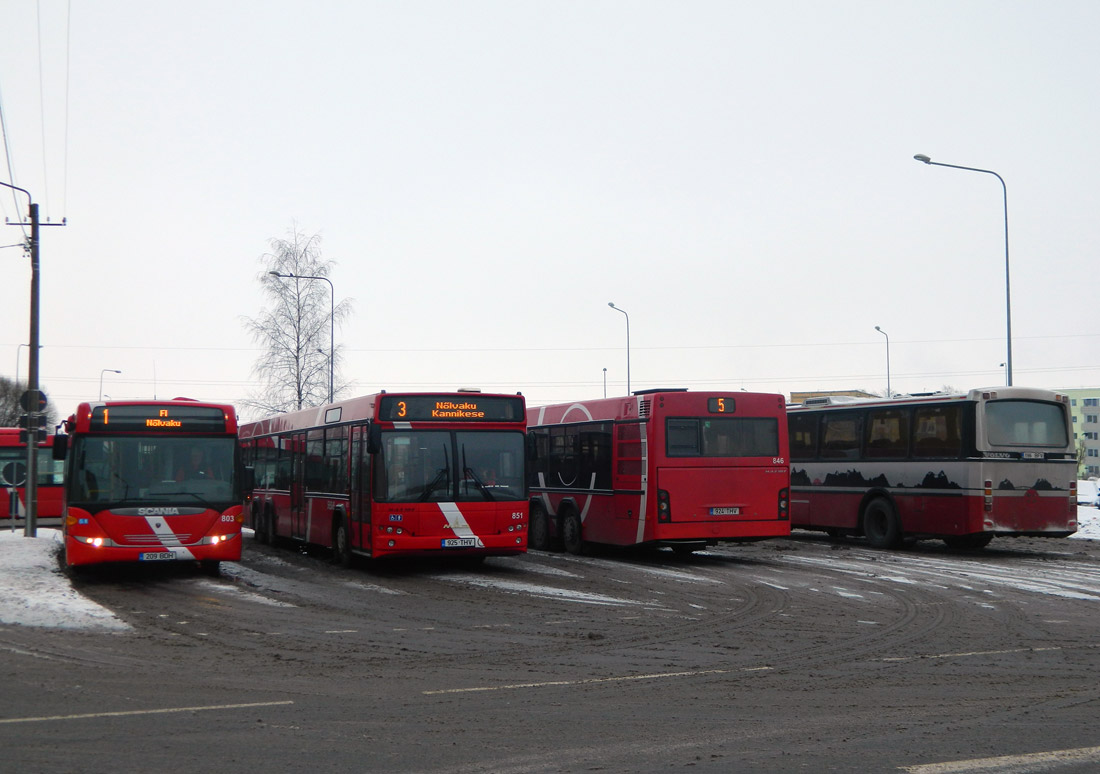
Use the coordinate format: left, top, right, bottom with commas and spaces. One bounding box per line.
0, 529, 130, 631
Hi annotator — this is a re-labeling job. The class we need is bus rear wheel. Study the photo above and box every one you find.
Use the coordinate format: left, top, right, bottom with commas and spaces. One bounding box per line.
561, 509, 584, 555
863, 498, 901, 549
529, 502, 550, 551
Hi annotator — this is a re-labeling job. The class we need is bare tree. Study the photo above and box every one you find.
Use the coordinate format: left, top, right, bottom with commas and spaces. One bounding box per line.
0, 376, 23, 427
241, 228, 352, 417
0, 376, 59, 429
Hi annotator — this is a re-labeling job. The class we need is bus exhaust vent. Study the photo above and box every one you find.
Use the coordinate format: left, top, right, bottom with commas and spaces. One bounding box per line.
639, 399, 651, 417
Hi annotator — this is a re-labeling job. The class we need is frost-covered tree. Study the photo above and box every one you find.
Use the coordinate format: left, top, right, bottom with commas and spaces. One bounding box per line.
241, 228, 352, 416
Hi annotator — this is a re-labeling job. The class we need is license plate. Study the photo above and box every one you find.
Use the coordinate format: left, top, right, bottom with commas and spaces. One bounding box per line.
441, 538, 478, 548
139, 551, 177, 561
710, 507, 741, 516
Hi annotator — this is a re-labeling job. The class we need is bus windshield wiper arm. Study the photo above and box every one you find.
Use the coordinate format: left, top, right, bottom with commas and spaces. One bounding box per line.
462, 467, 495, 502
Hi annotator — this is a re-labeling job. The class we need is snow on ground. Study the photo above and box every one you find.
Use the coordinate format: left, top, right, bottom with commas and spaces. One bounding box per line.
0, 529, 130, 631
0, 510, 1097, 631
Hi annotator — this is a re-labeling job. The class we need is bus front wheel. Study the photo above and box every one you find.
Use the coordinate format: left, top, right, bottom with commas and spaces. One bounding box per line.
863, 498, 901, 549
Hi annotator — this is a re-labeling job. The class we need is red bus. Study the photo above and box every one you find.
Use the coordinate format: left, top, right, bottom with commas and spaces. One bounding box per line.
54, 400, 246, 570
527, 390, 791, 555
239, 391, 528, 562
787, 387, 1078, 549
1, 429, 64, 528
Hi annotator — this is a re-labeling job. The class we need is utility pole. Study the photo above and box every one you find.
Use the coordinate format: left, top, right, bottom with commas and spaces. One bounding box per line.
4, 183, 65, 536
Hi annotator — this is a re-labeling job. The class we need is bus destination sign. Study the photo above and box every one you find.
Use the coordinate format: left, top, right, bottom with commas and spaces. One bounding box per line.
90, 405, 228, 432
379, 395, 524, 422
707, 397, 736, 414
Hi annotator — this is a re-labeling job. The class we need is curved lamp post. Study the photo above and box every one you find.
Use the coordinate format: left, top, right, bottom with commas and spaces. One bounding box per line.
914, 153, 1012, 386
607, 302, 630, 396
270, 271, 335, 403
99, 369, 121, 401
874, 326, 891, 398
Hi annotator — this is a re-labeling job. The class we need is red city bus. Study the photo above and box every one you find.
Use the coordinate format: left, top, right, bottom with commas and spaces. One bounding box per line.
527, 390, 791, 555
787, 387, 1078, 549
54, 400, 245, 570
239, 391, 528, 562
1, 428, 64, 528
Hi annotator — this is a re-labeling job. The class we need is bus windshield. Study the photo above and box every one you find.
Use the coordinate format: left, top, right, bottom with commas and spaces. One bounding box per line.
375, 430, 525, 503
984, 400, 1069, 448
68, 435, 239, 508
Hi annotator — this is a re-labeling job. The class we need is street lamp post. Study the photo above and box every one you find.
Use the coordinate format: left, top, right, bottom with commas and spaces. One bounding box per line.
874, 326, 891, 398
602, 367, 607, 398
15, 343, 42, 387
607, 302, 630, 396
913, 153, 1012, 386
99, 369, 121, 400
270, 271, 335, 403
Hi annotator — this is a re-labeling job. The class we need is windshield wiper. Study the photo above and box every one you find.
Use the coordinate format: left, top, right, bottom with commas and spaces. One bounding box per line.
461, 466, 496, 501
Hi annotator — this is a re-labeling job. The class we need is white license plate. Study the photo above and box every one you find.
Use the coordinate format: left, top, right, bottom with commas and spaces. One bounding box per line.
710, 507, 741, 516
441, 538, 478, 548
139, 551, 177, 561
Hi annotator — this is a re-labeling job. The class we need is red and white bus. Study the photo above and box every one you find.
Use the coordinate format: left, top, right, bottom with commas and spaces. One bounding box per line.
527, 390, 791, 555
1, 428, 64, 528
54, 400, 246, 570
239, 391, 528, 562
788, 387, 1078, 549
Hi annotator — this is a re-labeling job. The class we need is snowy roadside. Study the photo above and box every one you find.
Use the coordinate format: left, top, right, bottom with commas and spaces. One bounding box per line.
2, 510, 1098, 632
0, 529, 130, 632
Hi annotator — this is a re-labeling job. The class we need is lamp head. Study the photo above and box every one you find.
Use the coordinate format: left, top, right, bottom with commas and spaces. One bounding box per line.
913, 154, 932, 164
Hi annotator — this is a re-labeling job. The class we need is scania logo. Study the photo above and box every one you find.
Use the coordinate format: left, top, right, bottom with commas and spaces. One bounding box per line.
138, 507, 182, 516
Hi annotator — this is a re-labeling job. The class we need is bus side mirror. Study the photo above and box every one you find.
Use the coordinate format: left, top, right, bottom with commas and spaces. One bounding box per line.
367, 423, 381, 455
52, 434, 68, 460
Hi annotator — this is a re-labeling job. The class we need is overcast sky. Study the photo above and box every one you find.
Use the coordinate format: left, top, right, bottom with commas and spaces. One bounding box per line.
2, 1, 1098, 419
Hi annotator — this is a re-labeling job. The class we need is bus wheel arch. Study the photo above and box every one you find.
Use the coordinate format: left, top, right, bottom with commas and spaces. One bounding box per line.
862, 495, 902, 549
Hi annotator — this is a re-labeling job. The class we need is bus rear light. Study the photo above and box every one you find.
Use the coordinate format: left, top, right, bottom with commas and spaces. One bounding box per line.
984, 479, 994, 512
657, 489, 671, 522
778, 487, 790, 520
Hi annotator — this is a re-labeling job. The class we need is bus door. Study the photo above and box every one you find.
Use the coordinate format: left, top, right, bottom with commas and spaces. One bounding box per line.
290, 432, 307, 539
350, 425, 371, 550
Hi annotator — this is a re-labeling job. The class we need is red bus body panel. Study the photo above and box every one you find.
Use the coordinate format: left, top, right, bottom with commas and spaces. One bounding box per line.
789, 388, 1078, 543
59, 400, 244, 568
1, 430, 64, 527
529, 391, 791, 549
240, 392, 529, 560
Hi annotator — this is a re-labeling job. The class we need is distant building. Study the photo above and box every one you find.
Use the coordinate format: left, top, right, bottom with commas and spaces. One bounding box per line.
789, 389, 877, 405
1063, 388, 1100, 478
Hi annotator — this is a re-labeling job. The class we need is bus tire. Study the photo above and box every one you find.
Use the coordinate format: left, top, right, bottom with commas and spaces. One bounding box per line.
529, 502, 550, 551
863, 498, 901, 549
943, 533, 993, 550
333, 516, 353, 568
200, 560, 221, 577
254, 507, 270, 545
561, 508, 584, 555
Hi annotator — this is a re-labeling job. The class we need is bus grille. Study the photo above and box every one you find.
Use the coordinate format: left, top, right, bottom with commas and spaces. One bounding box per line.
124, 533, 194, 545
